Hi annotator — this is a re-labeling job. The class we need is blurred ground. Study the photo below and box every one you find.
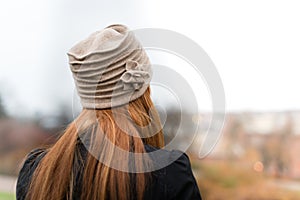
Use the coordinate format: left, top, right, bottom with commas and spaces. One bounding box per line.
190, 157, 300, 200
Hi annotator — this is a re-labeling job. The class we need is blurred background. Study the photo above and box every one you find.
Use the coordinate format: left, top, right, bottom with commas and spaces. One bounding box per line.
1, 0, 300, 199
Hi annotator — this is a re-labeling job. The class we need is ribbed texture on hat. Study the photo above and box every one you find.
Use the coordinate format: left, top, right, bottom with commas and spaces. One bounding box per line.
67, 24, 151, 109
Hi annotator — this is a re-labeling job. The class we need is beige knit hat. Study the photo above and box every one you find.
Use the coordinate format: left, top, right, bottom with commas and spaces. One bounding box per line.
67, 24, 152, 109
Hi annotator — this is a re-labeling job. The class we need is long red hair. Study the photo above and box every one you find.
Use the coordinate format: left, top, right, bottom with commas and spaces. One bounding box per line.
25, 87, 164, 200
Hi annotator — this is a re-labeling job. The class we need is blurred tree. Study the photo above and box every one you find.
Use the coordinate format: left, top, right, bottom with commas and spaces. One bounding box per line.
260, 113, 292, 177
226, 115, 245, 160
163, 107, 181, 144
0, 95, 7, 118
57, 103, 73, 126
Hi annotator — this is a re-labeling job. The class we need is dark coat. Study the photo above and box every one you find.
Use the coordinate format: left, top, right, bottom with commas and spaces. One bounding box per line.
16, 144, 202, 200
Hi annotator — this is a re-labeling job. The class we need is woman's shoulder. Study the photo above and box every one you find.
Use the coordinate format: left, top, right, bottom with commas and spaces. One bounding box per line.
144, 144, 194, 174
165, 150, 201, 199
16, 148, 47, 200
19, 148, 47, 171
24, 148, 47, 161
144, 145, 202, 199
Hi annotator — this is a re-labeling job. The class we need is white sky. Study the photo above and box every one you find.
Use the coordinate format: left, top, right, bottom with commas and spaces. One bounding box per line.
0, 0, 300, 117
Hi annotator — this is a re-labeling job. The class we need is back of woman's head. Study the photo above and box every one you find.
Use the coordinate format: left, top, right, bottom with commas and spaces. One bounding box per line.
25, 24, 165, 200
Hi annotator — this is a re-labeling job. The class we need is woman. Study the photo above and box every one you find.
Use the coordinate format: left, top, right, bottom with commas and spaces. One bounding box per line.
16, 24, 202, 200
